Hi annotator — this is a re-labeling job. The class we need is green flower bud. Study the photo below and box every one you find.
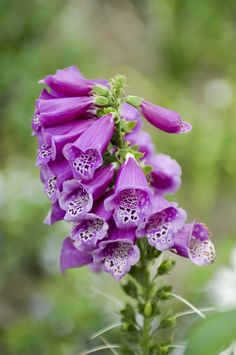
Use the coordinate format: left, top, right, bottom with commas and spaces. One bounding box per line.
144, 300, 153, 318
94, 96, 110, 106
125, 95, 141, 108
157, 259, 176, 276
93, 85, 110, 96
159, 316, 176, 329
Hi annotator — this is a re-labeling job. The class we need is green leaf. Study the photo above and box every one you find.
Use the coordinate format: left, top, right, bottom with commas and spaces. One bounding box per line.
120, 120, 137, 133
185, 309, 236, 355
121, 280, 138, 299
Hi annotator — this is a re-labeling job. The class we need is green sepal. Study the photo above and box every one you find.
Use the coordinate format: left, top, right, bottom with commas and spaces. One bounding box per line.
159, 316, 176, 329
157, 259, 176, 276
120, 119, 137, 133
142, 165, 153, 175
94, 96, 110, 106
155, 285, 172, 301
92, 84, 109, 96
125, 95, 141, 108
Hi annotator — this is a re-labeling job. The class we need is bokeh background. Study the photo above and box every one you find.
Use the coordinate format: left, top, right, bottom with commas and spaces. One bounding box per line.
1, 0, 236, 354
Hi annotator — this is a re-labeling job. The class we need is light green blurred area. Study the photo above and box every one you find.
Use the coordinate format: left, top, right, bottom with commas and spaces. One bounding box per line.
0, 0, 236, 354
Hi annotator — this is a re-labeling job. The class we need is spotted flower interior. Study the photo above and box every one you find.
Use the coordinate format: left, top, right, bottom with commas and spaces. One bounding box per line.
32, 66, 215, 280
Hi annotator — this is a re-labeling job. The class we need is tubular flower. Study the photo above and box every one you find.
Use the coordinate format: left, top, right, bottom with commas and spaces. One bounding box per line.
148, 154, 182, 195
63, 114, 114, 181
136, 198, 187, 251
39, 66, 107, 97
93, 224, 140, 281
32, 67, 215, 282
172, 222, 216, 265
140, 100, 192, 134
105, 154, 154, 229
59, 164, 115, 221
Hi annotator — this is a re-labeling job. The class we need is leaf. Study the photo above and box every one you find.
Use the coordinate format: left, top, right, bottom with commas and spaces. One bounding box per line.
185, 309, 236, 355
121, 280, 138, 299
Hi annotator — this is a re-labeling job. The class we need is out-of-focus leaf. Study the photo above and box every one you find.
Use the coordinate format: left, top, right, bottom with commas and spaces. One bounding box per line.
185, 309, 236, 355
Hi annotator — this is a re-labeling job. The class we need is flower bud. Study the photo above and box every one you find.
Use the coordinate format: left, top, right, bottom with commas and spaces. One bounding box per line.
95, 96, 110, 106
93, 85, 110, 96
144, 300, 153, 318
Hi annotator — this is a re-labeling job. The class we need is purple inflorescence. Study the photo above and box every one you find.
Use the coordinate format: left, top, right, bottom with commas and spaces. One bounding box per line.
33, 67, 215, 281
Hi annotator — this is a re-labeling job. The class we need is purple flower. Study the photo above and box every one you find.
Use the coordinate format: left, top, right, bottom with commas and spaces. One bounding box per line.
172, 222, 215, 265
136, 198, 187, 251
36, 96, 94, 129
148, 154, 182, 195
93, 224, 140, 280
59, 164, 115, 221
60, 237, 93, 273
39, 66, 107, 97
140, 100, 192, 134
63, 114, 114, 181
36, 119, 94, 166
71, 213, 109, 252
40, 159, 73, 203
125, 130, 155, 160
44, 201, 66, 225
121, 103, 143, 132
105, 154, 154, 229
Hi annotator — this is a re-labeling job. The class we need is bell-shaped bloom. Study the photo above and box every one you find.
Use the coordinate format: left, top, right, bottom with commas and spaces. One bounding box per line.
36, 96, 94, 129
63, 114, 114, 181
59, 164, 115, 221
136, 197, 187, 251
44, 201, 66, 225
71, 214, 109, 252
93, 224, 140, 281
172, 222, 215, 266
104, 154, 154, 229
39, 66, 107, 97
40, 159, 73, 203
140, 100, 192, 134
36, 119, 94, 166
125, 130, 155, 160
60, 237, 93, 273
148, 154, 182, 195
121, 103, 143, 132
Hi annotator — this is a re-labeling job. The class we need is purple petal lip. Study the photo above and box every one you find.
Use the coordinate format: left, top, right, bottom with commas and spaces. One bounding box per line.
39, 66, 108, 97
93, 225, 140, 281
141, 100, 192, 134
172, 222, 215, 265
71, 213, 109, 252
59, 179, 93, 222
104, 154, 154, 229
60, 237, 93, 273
37, 96, 93, 128
36, 119, 94, 166
63, 114, 114, 181
136, 199, 187, 252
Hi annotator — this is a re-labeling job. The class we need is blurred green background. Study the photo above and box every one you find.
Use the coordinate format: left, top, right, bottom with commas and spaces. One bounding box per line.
1, 0, 236, 354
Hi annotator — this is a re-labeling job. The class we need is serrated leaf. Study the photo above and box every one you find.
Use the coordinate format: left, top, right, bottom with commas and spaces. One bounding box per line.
185, 309, 236, 355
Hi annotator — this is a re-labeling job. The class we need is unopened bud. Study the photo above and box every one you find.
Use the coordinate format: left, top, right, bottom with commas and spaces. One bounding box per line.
95, 96, 110, 106
144, 300, 153, 318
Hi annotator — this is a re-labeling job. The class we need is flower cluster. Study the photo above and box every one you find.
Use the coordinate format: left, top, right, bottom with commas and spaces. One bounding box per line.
32, 66, 215, 281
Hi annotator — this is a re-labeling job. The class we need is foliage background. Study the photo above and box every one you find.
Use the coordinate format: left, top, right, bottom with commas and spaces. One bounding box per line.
0, 0, 236, 354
